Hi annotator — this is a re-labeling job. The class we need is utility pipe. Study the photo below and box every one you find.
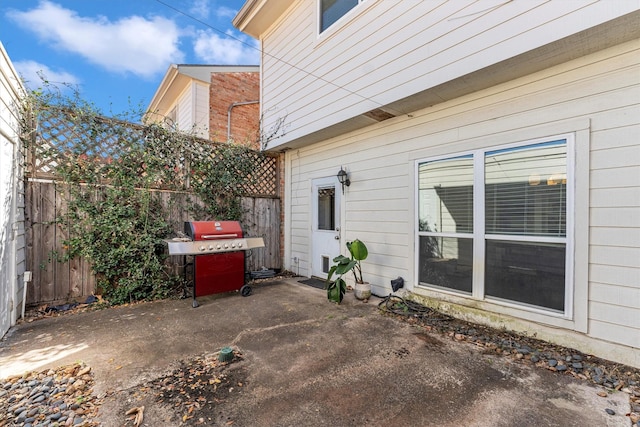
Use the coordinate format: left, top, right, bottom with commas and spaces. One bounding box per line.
227, 100, 259, 141
22, 271, 31, 319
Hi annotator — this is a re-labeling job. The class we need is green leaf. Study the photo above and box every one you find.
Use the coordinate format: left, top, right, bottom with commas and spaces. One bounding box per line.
327, 265, 338, 282
348, 239, 368, 261
332, 254, 351, 264
334, 260, 357, 275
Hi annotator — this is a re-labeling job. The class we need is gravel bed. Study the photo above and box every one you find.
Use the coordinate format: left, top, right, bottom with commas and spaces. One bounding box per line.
1, 363, 101, 426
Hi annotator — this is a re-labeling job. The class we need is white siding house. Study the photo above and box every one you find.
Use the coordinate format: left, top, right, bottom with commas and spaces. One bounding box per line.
0, 42, 27, 338
146, 64, 213, 138
235, 1, 640, 367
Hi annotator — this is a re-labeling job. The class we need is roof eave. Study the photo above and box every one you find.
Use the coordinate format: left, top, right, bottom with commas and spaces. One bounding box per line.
146, 64, 180, 119
233, 0, 295, 39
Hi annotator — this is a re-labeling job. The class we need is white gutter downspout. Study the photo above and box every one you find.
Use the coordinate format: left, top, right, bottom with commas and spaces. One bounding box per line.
227, 100, 259, 141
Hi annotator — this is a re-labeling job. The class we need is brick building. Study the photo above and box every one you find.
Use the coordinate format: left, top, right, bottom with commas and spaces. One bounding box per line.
210, 70, 260, 146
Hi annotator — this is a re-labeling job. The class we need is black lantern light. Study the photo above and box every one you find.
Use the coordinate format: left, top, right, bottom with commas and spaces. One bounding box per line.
337, 166, 350, 193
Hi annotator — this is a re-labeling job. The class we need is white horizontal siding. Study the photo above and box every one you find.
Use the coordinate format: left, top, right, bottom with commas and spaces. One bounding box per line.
590, 227, 640, 248
590, 145, 640, 169
590, 246, 640, 269
261, 1, 639, 148
591, 124, 640, 150
590, 282, 640, 308
591, 187, 640, 208
193, 83, 209, 139
589, 319, 640, 349
590, 264, 639, 288
177, 86, 193, 133
0, 42, 26, 338
590, 208, 640, 228
285, 39, 640, 362
589, 302, 640, 329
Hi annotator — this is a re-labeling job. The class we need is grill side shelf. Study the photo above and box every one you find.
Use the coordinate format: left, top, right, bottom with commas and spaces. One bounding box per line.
164, 237, 265, 255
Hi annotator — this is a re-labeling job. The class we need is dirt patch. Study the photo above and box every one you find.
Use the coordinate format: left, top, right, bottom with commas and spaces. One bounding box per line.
146, 352, 247, 426
104, 351, 249, 426
378, 294, 640, 425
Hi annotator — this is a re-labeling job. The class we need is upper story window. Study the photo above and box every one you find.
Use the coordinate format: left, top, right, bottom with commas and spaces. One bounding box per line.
320, 0, 361, 33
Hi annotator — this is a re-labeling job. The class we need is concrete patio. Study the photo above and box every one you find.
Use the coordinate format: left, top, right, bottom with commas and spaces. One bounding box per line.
0, 278, 631, 426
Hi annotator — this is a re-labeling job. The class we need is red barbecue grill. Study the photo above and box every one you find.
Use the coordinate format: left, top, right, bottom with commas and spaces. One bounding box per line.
165, 221, 265, 307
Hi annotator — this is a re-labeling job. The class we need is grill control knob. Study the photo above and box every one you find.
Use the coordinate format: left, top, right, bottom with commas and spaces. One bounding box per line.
224, 244, 229, 249
216, 244, 221, 250
231, 243, 236, 248
238, 242, 243, 248
199, 245, 205, 252
208, 245, 214, 250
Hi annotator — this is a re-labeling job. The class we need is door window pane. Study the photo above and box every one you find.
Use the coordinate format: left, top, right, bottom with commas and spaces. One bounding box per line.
485, 141, 566, 237
418, 155, 474, 234
419, 236, 473, 293
317, 187, 335, 230
485, 240, 565, 311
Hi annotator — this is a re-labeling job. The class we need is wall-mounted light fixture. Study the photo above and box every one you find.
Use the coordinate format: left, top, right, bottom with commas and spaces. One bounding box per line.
337, 166, 350, 194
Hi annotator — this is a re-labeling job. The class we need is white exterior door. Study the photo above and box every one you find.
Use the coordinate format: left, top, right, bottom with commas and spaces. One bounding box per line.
311, 177, 341, 279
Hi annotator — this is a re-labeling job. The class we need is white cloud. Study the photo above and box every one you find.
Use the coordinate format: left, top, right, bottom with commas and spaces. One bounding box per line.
14, 60, 80, 89
7, 1, 184, 78
193, 30, 260, 65
189, 0, 210, 19
215, 6, 237, 19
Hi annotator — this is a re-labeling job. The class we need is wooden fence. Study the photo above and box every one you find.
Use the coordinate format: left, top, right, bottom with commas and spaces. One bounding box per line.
25, 109, 281, 306
26, 180, 280, 305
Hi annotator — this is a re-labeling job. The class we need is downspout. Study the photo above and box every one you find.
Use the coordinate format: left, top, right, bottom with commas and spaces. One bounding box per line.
227, 100, 259, 141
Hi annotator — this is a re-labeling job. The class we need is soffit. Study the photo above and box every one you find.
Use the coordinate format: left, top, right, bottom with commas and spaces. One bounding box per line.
233, 0, 296, 39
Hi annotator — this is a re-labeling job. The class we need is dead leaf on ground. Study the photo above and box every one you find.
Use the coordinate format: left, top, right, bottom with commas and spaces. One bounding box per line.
125, 405, 145, 426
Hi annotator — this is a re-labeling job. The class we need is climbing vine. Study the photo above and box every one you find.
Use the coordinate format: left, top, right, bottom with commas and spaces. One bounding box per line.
21, 83, 261, 304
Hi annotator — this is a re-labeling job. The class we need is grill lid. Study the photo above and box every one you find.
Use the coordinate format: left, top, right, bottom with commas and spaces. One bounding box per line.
185, 221, 243, 240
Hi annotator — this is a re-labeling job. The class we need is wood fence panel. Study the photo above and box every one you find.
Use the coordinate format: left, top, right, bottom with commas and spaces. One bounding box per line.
28, 181, 57, 304
241, 197, 281, 272
26, 180, 40, 304
53, 182, 71, 300
25, 182, 281, 306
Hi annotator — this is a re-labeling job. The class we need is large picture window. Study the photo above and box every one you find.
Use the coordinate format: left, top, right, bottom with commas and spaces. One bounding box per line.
417, 137, 572, 314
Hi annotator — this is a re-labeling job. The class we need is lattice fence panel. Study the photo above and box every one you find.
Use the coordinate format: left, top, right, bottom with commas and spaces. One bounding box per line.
28, 108, 279, 197
243, 154, 279, 196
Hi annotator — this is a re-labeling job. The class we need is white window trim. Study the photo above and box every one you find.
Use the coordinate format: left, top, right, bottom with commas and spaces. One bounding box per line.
414, 133, 576, 320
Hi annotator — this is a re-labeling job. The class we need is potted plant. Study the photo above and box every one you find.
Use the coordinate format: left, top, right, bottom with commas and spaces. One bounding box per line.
326, 239, 371, 303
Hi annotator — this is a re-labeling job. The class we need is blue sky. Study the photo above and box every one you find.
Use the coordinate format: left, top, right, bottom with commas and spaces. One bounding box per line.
0, 0, 258, 119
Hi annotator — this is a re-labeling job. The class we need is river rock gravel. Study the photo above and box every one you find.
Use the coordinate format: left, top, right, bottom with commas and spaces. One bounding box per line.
1, 363, 101, 426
